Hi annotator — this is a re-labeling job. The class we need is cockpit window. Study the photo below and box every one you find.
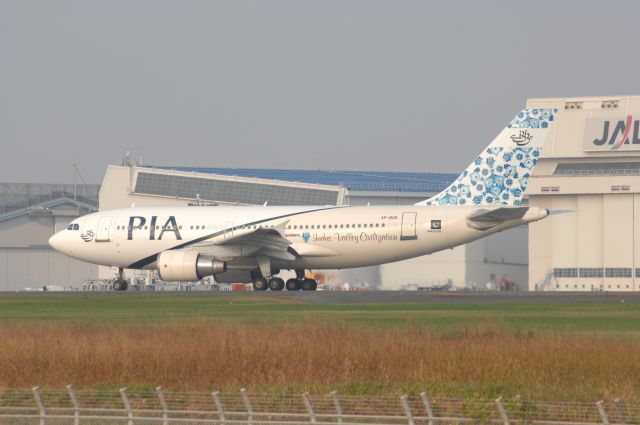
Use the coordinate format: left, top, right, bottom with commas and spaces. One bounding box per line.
67, 223, 80, 231
67, 224, 73, 230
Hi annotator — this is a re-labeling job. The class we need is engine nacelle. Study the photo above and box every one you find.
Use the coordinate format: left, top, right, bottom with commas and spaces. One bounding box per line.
157, 250, 226, 281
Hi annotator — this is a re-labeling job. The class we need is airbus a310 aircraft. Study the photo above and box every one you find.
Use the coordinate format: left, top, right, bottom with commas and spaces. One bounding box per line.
50, 108, 557, 291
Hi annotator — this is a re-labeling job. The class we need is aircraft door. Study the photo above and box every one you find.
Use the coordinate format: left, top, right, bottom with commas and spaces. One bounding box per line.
400, 212, 417, 240
95, 216, 113, 242
224, 221, 234, 239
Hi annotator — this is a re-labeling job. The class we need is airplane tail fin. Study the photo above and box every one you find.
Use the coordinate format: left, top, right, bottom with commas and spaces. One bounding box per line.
417, 108, 558, 206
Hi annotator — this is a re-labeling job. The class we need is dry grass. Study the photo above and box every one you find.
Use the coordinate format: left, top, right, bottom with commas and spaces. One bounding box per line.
1, 320, 639, 400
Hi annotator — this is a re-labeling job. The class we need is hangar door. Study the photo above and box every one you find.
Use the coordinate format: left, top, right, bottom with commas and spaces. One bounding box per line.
400, 212, 417, 240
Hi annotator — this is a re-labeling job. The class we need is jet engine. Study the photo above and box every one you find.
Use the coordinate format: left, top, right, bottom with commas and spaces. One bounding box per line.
157, 250, 226, 281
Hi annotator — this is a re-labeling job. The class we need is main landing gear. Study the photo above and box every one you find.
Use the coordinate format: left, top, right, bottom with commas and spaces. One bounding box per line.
252, 269, 317, 291
113, 267, 128, 291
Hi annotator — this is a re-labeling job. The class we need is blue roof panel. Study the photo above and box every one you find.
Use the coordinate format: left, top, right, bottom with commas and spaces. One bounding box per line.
150, 167, 456, 193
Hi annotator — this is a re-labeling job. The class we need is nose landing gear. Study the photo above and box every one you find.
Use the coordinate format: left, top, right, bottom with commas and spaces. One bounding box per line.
113, 267, 128, 291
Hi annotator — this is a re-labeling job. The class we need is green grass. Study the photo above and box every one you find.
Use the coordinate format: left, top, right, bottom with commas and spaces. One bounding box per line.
2, 293, 640, 399
1, 293, 639, 333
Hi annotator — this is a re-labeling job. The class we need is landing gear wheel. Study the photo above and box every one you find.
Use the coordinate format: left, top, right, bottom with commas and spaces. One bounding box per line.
113, 279, 128, 291
286, 278, 301, 291
253, 277, 268, 291
268, 277, 285, 291
301, 278, 317, 291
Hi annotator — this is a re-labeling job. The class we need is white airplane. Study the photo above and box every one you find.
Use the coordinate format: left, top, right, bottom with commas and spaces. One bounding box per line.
50, 108, 556, 291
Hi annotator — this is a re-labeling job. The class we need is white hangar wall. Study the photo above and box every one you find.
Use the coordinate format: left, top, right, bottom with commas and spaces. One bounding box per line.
0, 199, 99, 290
527, 95, 640, 291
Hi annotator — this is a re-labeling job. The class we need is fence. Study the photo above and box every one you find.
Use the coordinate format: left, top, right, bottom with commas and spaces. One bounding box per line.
0, 386, 637, 425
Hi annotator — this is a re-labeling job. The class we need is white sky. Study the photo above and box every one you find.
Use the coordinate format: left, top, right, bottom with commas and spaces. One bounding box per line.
1, 0, 638, 183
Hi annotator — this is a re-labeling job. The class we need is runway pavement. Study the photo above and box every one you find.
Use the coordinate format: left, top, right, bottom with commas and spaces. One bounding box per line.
2, 289, 638, 304
263, 290, 640, 304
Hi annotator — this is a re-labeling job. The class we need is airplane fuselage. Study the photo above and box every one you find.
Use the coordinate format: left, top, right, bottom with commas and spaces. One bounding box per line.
50, 204, 545, 274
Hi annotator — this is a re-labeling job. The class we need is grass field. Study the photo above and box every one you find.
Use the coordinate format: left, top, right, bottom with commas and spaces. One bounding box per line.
1, 292, 639, 400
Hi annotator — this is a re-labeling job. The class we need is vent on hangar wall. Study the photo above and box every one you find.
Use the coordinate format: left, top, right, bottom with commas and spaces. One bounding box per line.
601, 99, 620, 109
564, 101, 583, 110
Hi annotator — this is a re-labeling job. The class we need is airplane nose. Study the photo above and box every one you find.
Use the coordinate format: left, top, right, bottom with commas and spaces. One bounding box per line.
49, 233, 61, 251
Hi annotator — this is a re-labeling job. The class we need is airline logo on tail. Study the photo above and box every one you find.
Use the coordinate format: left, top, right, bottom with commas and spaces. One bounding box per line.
419, 108, 557, 207
510, 130, 533, 146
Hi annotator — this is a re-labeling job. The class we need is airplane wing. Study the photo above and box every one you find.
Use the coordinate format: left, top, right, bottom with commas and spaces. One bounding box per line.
190, 220, 340, 277
192, 221, 294, 257
466, 207, 530, 230
190, 221, 297, 277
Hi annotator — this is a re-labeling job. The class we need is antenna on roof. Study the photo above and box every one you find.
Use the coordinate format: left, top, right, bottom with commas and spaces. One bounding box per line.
72, 164, 88, 202
121, 151, 132, 167
136, 146, 144, 166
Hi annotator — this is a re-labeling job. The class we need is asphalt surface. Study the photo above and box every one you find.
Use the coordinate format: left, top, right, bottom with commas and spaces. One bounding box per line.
252, 290, 640, 304
2, 290, 638, 304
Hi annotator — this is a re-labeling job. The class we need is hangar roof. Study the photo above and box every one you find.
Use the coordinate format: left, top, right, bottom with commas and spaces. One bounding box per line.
0, 197, 96, 225
150, 166, 456, 193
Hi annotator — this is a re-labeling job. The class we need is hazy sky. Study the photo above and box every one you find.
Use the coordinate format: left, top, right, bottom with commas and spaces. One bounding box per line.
1, 0, 638, 184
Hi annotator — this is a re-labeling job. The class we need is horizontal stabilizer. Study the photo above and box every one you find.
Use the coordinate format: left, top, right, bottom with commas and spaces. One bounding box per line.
549, 209, 573, 216
467, 206, 547, 230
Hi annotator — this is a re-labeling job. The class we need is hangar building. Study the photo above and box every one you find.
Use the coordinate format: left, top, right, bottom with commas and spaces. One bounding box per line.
98, 164, 529, 289
0, 183, 100, 290
528, 95, 640, 291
